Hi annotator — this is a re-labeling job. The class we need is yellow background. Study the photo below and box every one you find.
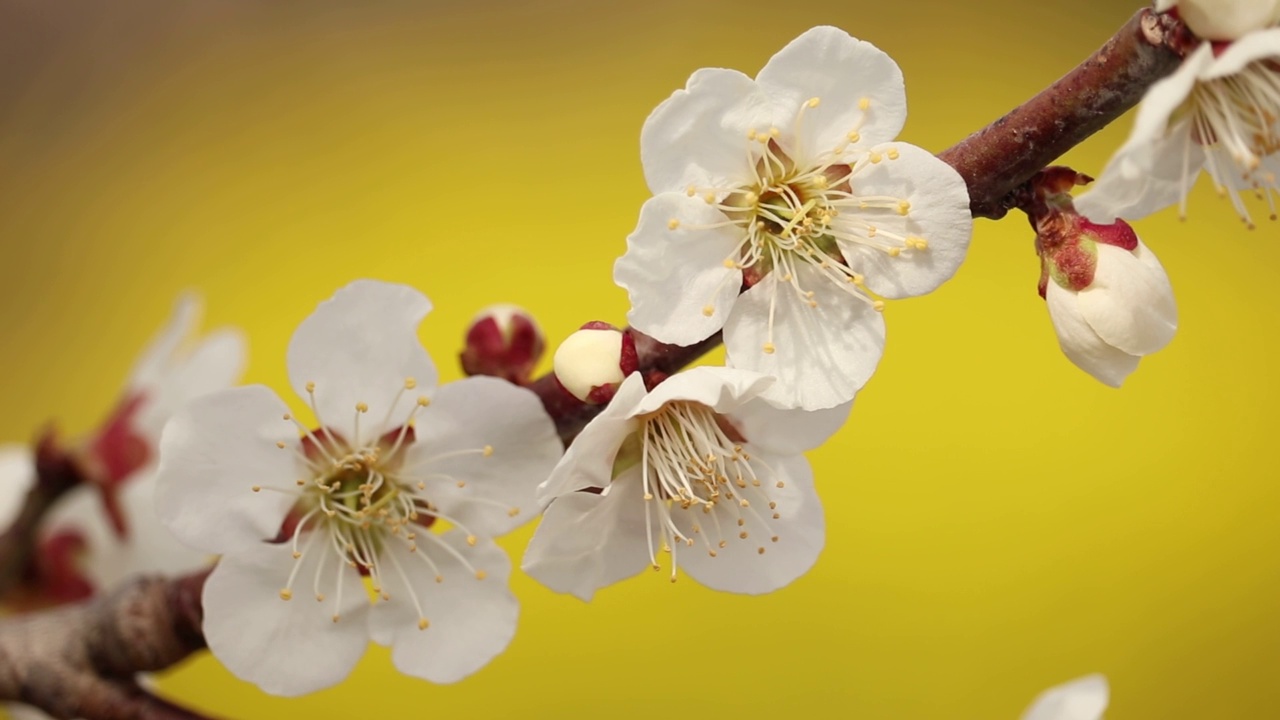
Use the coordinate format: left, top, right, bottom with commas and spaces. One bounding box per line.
1, 1, 1277, 718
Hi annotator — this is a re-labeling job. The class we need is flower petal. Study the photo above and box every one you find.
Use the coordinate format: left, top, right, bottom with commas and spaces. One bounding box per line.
0, 445, 34, 530
522, 474, 654, 602
203, 545, 370, 697
370, 532, 518, 683
640, 67, 783, 194
406, 377, 562, 538
155, 385, 299, 554
1077, 242, 1177, 356
1021, 674, 1109, 720
1044, 282, 1141, 387
615, 193, 744, 346
633, 366, 775, 417
45, 474, 209, 592
126, 292, 201, 392
724, 263, 886, 410
1074, 45, 1213, 223
755, 26, 906, 155
535, 373, 647, 503
670, 454, 823, 594
134, 328, 248, 443
1207, 28, 1280, 79
286, 280, 438, 442
1176, 1, 1280, 41
834, 142, 973, 299
726, 398, 852, 455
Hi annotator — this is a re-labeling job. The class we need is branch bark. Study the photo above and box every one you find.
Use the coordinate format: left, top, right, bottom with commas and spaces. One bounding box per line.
0, 8, 1192, 719
938, 8, 1187, 219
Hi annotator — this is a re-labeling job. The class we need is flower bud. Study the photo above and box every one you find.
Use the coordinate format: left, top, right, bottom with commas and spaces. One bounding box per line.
1028, 167, 1178, 387
460, 304, 546, 385
1040, 222, 1178, 387
1155, 0, 1280, 41
552, 322, 638, 404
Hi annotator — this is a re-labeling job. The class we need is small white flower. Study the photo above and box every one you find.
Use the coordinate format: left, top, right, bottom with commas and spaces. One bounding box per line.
523, 367, 849, 601
1044, 237, 1178, 387
614, 25, 972, 411
0, 294, 244, 603
155, 280, 562, 696
1075, 30, 1280, 227
1155, 0, 1280, 41
1021, 674, 1109, 720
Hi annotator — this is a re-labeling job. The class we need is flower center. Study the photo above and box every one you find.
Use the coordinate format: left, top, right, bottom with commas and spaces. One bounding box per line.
669, 96, 931, 355
631, 400, 784, 581
251, 379, 510, 630
1181, 58, 1280, 226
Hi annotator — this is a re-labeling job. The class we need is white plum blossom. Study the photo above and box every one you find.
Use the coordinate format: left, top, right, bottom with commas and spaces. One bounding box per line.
0, 294, 244, 605
614, 25, 973, 411
1075, 29, 1280, 227
155, 280, 562, 696
523, 367, 849, 601
1154, 0, 1280, 41
1021, 675, 1109, 720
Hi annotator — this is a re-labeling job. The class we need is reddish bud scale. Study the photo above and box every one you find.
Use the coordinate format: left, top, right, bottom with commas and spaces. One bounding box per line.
1025, 165, 1139, 295
461, 310, 545, 385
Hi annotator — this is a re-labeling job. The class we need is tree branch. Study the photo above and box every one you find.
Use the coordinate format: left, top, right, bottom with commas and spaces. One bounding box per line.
0, 570, 214, 720
0, 8, 1195, 719
938, 8, 1187, 219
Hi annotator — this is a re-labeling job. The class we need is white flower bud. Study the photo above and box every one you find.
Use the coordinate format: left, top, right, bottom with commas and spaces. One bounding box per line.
552, 327, 627, 403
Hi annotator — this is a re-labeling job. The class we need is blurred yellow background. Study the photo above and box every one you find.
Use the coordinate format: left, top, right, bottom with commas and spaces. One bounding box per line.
1, 0, 1277, 718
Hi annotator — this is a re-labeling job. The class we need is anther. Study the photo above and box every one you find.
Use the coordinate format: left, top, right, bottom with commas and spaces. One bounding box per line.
858, 97, 871, 110
417, 396, 430, 407
847, 130, 861, 142
507, 507, 520, 517
306, 381, 316, 393
483, 445, 494, 457
252, 486, 262, 492
807, 97, 820, 108
873, 300, 886, 312
702, 306, 715, 317
758, 547, 766, 555
668, 218, 680, 230
356, 402, 369, 413
762, 343, 776, 354
418, 618, 430, 630
275, 441, 286, 449
475, 570, 487, 580
405, 377, 417, 389
466, 535, 478, 547
887, 148, 900, 160
279, 589, 293, 601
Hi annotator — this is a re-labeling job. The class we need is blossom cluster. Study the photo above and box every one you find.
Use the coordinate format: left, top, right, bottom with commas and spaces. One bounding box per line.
0, 3, 1273, 715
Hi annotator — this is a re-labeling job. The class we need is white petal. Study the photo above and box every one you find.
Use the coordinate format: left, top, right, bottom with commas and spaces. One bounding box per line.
755, 26, 906, 154
203, 545, 370, 696
726, 398, 852, 455
1176, 1, 1280, 41
535, 373, 648, 503
1073, 126, 1204, 223
134, 328, 248, 443
1077, 242, 1177, 356
286, 280, 438, 442
835, 142, 973, 299
0, 445, 35, 530
615, 193, 744, 345
671, 454, 823, 594
522, 475, 654, 602
1044, 282, 1141, 387
45, 474, 209, 592
1021, 674, 1110, 720
1201, 28, 1280, 78
405, 377, 562, 538
640, 67, 784, 194
724, 264, 886, 410
126, 292, 201, 392
634, 366, 775, 417
1074, 45, 1213, 223
370, 533, 518, 683
155, 385, 299, 555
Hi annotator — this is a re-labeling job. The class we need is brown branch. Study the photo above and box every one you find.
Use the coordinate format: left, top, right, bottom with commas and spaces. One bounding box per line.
0, 570, 213, 720
938, 8, 1188, 219
0, 8, 1194, 719
0, 429, 88, 601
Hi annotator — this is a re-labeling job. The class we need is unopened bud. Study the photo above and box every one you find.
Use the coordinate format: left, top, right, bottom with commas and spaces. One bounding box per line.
1027, 168, 1178, 388
552, 323, 638, 404
460, 304, 545, 385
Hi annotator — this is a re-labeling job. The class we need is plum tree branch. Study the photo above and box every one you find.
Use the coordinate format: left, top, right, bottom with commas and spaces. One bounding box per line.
0, 8, 1191, 719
